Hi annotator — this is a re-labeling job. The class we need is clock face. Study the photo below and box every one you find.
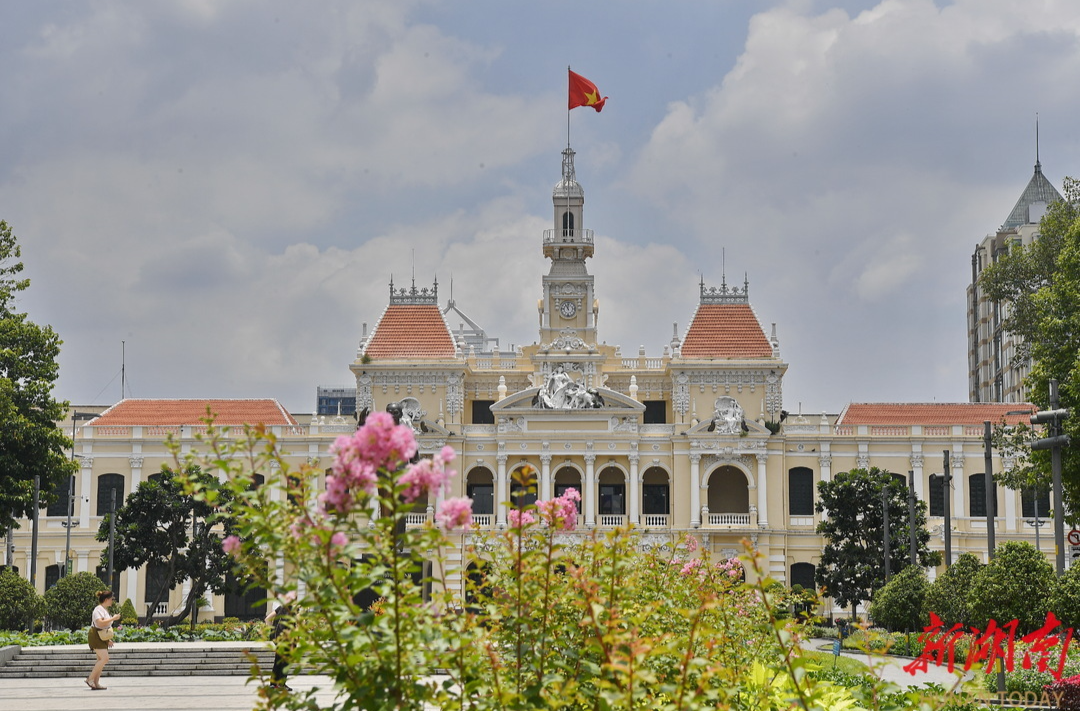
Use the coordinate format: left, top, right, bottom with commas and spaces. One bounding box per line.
559, 300, 577, 319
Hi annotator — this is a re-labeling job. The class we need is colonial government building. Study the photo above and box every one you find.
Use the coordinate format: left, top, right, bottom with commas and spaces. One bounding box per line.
11, 147, 1057, 620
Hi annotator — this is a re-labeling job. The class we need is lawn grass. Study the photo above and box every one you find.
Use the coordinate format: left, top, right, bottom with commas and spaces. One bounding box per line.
799, 648, 871, 675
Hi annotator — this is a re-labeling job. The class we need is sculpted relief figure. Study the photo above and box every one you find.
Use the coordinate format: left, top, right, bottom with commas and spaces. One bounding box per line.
710, 396, 744, 434
535, 367, 604, 409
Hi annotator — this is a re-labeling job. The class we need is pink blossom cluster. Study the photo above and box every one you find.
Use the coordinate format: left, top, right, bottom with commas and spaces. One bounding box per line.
222, 534, 242, 557
679, 558, 704, 577
436, 497, 473, 531
399, 446, 457, 503
321, 411, 417, 514
682, 534, 699, 553
536, 487, 580, 531
715, 557, 743, 580
507, 508, 537, 528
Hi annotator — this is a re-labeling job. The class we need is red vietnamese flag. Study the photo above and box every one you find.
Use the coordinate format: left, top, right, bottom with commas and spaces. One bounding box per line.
568, 70, 607, 112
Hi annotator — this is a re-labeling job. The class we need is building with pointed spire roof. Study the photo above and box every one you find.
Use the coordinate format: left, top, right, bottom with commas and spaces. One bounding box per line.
968, 154, 1064, 403
13, 143, 1065, 622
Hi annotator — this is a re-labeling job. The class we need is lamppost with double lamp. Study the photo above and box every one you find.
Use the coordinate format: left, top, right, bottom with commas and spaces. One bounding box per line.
63, 412, 98, 577
1030, 380, 1070, 575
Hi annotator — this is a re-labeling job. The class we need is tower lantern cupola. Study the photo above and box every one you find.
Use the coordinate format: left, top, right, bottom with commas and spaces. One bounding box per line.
545, 147, 593, 261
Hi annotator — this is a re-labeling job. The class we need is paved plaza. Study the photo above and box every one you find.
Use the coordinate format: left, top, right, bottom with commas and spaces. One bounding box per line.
0, 639, 972, 710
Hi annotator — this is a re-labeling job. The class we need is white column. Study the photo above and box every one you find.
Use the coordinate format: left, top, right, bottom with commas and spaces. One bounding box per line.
756, 452, 769, 528
78, 457, 94, 529
540, 452, 552, 501
496, 454, 508, 527
628, 448, 640, 525
129, 455, 144, 490
1003, 458, 1017, 532
584, 453, 596, 527
951, 451, 966, 519
125, 568, 138, 605
690, 453, 701, 528
910, 452, 924, 500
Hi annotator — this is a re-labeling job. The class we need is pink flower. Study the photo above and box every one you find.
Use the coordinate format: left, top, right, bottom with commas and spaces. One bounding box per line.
319, 473, 356, 515
436, 497, 473, 531
683, 534, 699, 553
399, 457, 455, 503
680, 558, 704, 576
330, 531, 348, 548
222, 535, 241, 557
536, 488, 580, 531
507, 509, 536, 529
330, 411, 416, 488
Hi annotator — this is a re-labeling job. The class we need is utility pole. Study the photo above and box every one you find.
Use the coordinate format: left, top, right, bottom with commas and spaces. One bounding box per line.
107, 488, 116, 589
1030, 379, 1070, 575
984, 422, 996, 560
883, 483, 891, 582
908, 470, 917, 566
943, 450, 952, 567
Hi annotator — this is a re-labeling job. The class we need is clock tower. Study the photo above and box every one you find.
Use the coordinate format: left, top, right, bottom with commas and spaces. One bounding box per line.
540, 147, 597, 349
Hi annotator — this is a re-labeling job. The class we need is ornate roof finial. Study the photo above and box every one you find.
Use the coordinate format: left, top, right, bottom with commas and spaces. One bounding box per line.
1035, 112, 1042, 174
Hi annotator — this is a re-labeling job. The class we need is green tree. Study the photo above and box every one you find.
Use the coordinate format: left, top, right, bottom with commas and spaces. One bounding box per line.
869, 565, 929, 632
968, 541, 1053, 634
117, 598, 139, 626
43, 571, 108, 631
1048, 562, 1080, 630
99, 464, 237, 628
0, 220, 77, 537
979, 178, 1080, 513
0, 568, 44, 630
923, 552, 982, 629
816, 467, 941, 616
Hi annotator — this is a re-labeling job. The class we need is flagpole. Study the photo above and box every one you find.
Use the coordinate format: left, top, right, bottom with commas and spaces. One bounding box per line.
567, 65, 572, 151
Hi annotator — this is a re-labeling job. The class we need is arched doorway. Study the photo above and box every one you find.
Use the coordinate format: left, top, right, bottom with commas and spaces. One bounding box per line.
705, 465, 750, 526
597, 466, 626, 526
466, 467, 494, 527
641, 466, 670, 527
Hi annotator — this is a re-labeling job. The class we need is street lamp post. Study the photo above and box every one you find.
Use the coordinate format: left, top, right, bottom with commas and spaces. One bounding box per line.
63, 412, 98, 577
943, 450, 952, 567
984, 421, 996, 560
1030, 379, 1070, 575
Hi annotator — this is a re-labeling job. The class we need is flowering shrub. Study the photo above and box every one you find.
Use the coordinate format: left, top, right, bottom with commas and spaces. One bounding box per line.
1047, 673, 1080, 710
175, 417, 972, 710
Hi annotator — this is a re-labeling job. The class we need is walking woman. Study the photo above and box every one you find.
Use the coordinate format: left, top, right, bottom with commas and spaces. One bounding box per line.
86, 590, 120, 690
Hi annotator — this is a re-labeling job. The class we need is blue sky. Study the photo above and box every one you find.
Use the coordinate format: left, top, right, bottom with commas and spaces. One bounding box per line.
2, 0, 1079, 414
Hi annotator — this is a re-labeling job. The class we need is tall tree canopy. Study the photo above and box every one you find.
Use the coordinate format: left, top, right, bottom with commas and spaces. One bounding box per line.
0, 220, 76, 536
980, 177, 1080, 516
816, 467, 940, 616
99, 464, 237, 627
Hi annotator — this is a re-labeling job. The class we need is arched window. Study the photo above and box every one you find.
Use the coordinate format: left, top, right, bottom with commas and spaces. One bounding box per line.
467, 467, 495, 516
968, 473, 998, 517
598, 467, 625, 516
510, 466, 537, 509
788, 467, 814, 516
641, 467, 669, 516
562, 211, 575, 236
790, 562, 816, 590
554, 466, 583, 512
45, 564, 61, 590
97, 474, 125, 516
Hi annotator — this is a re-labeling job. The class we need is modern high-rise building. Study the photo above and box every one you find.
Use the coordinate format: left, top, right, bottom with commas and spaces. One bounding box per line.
967, 158, 1063, 403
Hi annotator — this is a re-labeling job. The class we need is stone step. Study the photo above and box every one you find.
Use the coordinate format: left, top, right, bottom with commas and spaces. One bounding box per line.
0, 646, 277, 678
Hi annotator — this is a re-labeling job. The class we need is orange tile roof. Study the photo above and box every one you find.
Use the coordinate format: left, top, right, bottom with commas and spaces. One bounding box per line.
680, 303, 773, 359
88, 399, 298, 427
837, 403, 1035, 426
363, 304, 457, 359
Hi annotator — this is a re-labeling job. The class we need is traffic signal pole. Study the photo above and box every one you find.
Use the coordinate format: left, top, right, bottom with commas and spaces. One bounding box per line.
1030, 379, 1070, 575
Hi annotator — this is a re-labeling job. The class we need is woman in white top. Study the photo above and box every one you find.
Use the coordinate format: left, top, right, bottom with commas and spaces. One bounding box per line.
87, 590, 120, 690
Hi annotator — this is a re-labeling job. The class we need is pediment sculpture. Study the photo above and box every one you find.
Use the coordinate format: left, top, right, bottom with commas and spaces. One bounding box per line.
533, 366, 605, 409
